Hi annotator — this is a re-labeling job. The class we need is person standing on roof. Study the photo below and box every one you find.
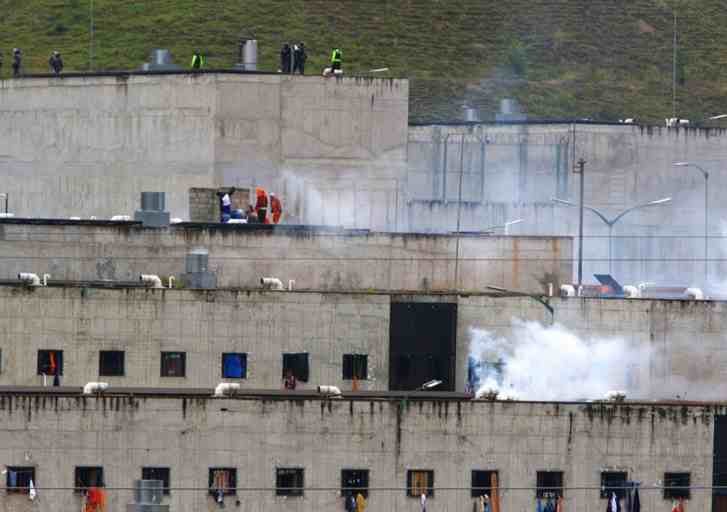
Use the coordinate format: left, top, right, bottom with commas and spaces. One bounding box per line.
293, 43, 307, 75
190, 51, 205, 70
280, 43, 292, 73
49, 51, 63, 75
12, 48, 21, 77
216, 187, 235, 223
330, 47, 342, 72
270, 193, 282, 224
255, 188, 268, 224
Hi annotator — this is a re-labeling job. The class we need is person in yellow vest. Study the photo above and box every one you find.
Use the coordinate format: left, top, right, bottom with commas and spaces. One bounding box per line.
190, 51, 205, 70
330, 47, 342, 72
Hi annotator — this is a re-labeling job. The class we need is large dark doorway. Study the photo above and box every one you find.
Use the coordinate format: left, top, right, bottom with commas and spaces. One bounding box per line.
715, 416, 727, 511
389, 302, 457, 391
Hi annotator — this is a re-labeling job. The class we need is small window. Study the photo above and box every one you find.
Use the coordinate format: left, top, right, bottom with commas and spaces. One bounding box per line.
208, 468, 236, 496
99, 351, 125, 376
407, 469, 434, 497
342, 354, 368, 380
664, 472, 690, 499
471, 470, 498, 498
222, 353, 247, 379
282, 353, 309, 382
6, 467, 35, 494
600, 471, 628, 499
37, 350, 63, 376
74, 466, 104, 492
161, 352, 186, 377
276, 468, 304, 496
341, 469, 369, 498
537, 471, 564, 499
142, 467, 170, 495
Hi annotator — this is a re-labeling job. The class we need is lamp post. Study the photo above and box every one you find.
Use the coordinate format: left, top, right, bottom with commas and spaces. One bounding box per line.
483, 219, 523, 235
673, 162, 709, 281
552, 197, 672, 274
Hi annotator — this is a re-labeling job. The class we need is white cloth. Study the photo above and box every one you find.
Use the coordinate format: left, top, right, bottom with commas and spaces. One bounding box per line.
28, 479, 36, 501
420, 493, 427, 509
222, 194, 231, 207
610, 492, 617, 512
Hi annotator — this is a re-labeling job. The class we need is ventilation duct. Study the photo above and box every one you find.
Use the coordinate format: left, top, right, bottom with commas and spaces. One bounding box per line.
182, 247, 217, 289
134, 192, 170, 228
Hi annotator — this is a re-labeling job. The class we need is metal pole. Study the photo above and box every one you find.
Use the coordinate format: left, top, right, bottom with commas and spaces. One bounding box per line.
89, 0, 94, 71
576, 159, 586, 287
705, 174, 709, 282
454, 135, 465, 290
608, 224, 613, 275
672, 11, 677, 118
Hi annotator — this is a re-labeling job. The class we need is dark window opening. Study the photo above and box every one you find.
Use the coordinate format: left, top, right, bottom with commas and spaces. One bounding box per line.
342, 354, 368, 380
407, 469, 434, 497
161, 352, 186, 377
222, 353, 247, 379
74, 466, 104, 492
276, 468, 304, 496
471, 470, 498, 498
208, 468, 236, 496
601, 471, 628, 499
537, 471, 564, 499
664, 472, 691, 500
37, 350, 63, 376
99, 350, 125, 376
142, 467, 170, 495
282, 353, 309, 382
6, 467, 35, 494
0, 348, 3, 373
389, 302, 456, 391
341, 469, 369, 498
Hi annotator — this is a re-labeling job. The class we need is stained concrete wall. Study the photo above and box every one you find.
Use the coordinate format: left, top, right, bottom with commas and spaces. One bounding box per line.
0, 73, 408, 229
0, 394, 715, 512
406, 123, 727, 288
0, 221, 572, 292
0, 286, 726, 399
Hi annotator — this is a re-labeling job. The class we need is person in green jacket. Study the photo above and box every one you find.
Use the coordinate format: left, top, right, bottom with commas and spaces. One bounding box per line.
330, 47, 342, 71
190, 51, 205, 70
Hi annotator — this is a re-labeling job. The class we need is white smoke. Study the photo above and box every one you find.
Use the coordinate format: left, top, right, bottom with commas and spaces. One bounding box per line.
469, 320, 646, 401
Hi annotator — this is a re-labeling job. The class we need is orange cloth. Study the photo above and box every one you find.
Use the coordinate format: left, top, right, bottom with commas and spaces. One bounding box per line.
255, 188, 268, 209
490, 473, 500, 512
84, 487, 107, 512
271, 195, 282, 224
49, 352, 56, 375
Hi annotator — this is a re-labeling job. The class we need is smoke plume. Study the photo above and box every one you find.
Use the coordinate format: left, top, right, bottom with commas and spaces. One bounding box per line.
469, 320, 645, 401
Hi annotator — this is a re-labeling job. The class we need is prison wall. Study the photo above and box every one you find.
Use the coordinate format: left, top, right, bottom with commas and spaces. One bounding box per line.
0, 395, 714, 512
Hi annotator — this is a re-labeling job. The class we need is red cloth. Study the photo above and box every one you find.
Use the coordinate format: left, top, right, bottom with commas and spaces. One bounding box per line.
271, 196, 282, 224
85, 487, 106, 511
255, 188, 268, 209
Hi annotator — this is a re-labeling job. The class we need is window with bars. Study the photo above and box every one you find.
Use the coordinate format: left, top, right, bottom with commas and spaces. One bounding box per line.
161, 352, 186, 377
276, 468, 304, 496
407, 469, 434, 497
6, 467, 35, 494
37, 350, 63, 376
536, 471, 564, 499
74, 466, 104, 492
664, 472, 690, 499
99, 351, 125, 376
341, 469, 369, 498
471, 470, 498, 498
600, 471, 628, 499
208, 468, 236, 496
141, 467, 170, 495
342, 354, 368, 380
222, 353, 247, 379
282, 353, 309, 382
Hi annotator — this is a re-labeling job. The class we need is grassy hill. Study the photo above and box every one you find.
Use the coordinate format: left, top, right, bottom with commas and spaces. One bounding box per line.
3, 0, 726, 124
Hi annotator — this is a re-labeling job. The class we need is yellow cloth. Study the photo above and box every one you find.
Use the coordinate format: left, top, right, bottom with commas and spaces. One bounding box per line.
356, 492, 367, 512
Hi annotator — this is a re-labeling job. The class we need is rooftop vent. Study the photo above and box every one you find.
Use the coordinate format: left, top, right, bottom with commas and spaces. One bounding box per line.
141, 49, 181, 71
134, 192, 170, 228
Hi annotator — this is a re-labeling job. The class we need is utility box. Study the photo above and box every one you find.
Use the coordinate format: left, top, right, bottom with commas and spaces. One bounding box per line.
134, 192, 170, 228
182, 247, 217, 289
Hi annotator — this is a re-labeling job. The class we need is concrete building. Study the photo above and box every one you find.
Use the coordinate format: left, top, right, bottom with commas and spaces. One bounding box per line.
0, 390, 716, 512
0, 284, 726, 401
0, 220, 572, 292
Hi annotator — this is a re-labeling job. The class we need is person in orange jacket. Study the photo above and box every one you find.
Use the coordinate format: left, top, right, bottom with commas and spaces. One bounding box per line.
255, 188, 268, 224
270, 193, 282, 224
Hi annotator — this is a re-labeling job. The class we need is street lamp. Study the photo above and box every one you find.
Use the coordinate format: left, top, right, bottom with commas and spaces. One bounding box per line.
552, 197, 672, 274
483, 218, 523, 235
673, 162, 709, 282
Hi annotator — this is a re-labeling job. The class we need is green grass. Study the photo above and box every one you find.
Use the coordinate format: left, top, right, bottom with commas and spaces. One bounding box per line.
2, 0, 726, 123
